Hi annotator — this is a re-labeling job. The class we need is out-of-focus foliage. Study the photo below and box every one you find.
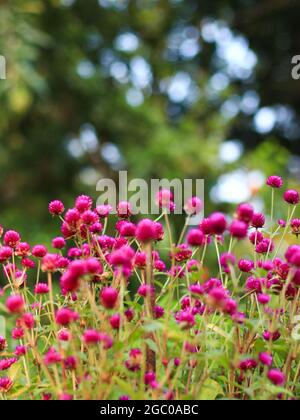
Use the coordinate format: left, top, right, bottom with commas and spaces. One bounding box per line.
0, 0, 300, 239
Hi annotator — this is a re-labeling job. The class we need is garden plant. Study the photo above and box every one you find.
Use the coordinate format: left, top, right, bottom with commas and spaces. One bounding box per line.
0, 176, 300, 400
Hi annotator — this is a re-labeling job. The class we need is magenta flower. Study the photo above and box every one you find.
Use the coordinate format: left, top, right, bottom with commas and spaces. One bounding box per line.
266, 175, 283, 189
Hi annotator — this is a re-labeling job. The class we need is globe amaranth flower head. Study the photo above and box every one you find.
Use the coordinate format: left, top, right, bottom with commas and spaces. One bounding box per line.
284, 189, 299, 205
291, 219, 300, 236
266, 175, 283, 189
49, 200, 65, 216
184, 197, 203, 215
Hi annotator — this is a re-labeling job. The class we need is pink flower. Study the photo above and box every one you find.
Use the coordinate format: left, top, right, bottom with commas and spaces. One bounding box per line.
291, 252, 300, 268
58, 329, 72, 342
15, 242, 30, 257
237, 203, 254, 223
0, 247, 13, 262
55, 308, 79, 326
0, 377, 13, 392
109, 314, 121, 329
266, 176, 283, 189
209, 213, 227, 235
41, 253, 60, 272
0, 336, 6, 352
230, 220, 248, 239
34, 283, 50, 295
117, 201, 132, 219
0, 358, 17, 371
251, 213, 265, 229
136, 219, 157, 243
15, 345, 27, 357
82, 330, 112, 348
263, 330, 281, 342
6, 295, 25, 314
238, 259, 254, 273
4, 230, 21, 248
65, 208, 81, 226
52, 237, 66, 250
137, 284, 155, 297
156, 190, 174, 210
256, 238, 274, 254
44, 347, 62, 366
172, 244, 192, 262
239, 359, 258, 371
20, 313, 35, 329
154, 305, 164, 319
64, 356, 77, 371
32, 245, 48, 258
81, 210, 99, 225
184, 197, 203, 215
49, 200, 65, 216
12, 327, 24, 340
177, 311, 195, 328
291, 219, 300, 236
187, 229, 204, 247
100, 287, 118, 309
258, 294, 271, 305
134, 252, 147, 268
119, 222, 137, 238
268, 369, 285, 386
85, 258, 103, 275
110, 246, 135, 268
259, 352, 273, 367
284, 189, 299, 205
95, 205, 112, 218
75, 195, 93, 213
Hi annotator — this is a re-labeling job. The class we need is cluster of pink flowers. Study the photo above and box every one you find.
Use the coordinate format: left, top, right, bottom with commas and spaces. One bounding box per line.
0, 178, 299, 400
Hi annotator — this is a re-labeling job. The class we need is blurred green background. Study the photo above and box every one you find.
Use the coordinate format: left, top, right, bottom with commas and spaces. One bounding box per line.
0, 0, 300, 243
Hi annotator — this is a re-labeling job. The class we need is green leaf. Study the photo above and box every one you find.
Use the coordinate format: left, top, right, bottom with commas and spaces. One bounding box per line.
199, 379, 224, 401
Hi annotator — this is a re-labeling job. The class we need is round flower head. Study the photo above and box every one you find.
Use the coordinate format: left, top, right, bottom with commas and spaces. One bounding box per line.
291, 219, 300, 236
109, 314, 121, 329
55, 308, 79, 326
238, 259, 254, 273
52, 237, 66, 250
32, 245, 48, 258
0, 377, 13, 392
187, 229, 204, 247
251, 213, 265, 229
15, 242, 30, 257
75, 195, 93, 213
96, 205, 113, 218
117, 201, 132, 219
266, 175, 283, 189
119, 222, 136, 238
237, 203, 254, 223
6, 295, 25, 314
41, 253, 59, 272
258, 294, 271, 305
0, 336, 6, 352
259, 352, 273, 367
229, 220, 248, 239
184, 197, 203, 215
81, 210, 99, 225
156, 189, 174, 210
49, 200, 65, 216
268, 369, 285, 386
209, 213, 227, 235
136, 219, 157, 243
100, 287, 118, 309
65, 208, 81, 226
0, 247, 13, 263
284, 189, 299, 205
4, 230, 21, 248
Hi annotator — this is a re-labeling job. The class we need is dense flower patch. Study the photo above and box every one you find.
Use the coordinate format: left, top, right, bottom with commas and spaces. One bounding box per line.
0, 176, 300, 400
